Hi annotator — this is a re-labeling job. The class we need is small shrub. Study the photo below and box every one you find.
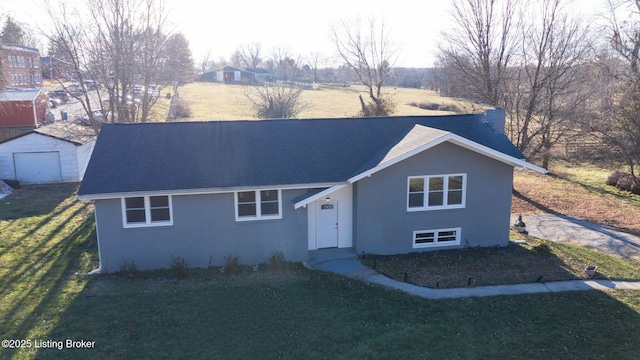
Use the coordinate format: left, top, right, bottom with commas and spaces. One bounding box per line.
616, 175, 634, 192
245, 84, 304, 119
532, 241, 552, 254
607, 172, 640, 194
119, 259, 138, 280
268, 251, 286, 271
359, 95, 396, 117
169, 256, 189, 278
223, 254, 240, 275
606, 171, 626, 186
173, 98, 192, 118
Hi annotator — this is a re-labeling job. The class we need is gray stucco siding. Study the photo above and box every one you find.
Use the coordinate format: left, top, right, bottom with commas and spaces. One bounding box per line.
354, 142, 514, 256
94, 189, 308, 273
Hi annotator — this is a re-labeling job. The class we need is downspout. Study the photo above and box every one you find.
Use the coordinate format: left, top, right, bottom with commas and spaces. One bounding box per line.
86, 200, 103, 275
32, 95, 38, 127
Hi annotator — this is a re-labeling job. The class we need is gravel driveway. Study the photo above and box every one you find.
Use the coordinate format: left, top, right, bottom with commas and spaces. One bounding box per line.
515, 213, 640, 263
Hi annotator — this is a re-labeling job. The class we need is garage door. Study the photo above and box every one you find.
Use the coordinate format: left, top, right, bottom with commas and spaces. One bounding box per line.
13, 152, 62, 184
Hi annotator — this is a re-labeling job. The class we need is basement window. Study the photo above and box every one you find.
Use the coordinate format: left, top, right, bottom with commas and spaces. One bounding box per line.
413, 228, 461, 248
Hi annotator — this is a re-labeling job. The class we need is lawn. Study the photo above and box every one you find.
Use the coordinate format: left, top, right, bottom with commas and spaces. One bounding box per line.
2, 184, 640, 359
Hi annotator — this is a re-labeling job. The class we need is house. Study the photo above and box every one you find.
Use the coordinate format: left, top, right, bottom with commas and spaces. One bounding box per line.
77, 109, 546, 273
0, 44, 42, 89
0, 122, 96, 184
0, 89, 50, 142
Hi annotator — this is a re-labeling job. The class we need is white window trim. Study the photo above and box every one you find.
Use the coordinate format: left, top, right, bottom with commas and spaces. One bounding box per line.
235, 189, 282, 222
413, 228, 461, 248
407, 173, 467, 211
121, 195, 173, 228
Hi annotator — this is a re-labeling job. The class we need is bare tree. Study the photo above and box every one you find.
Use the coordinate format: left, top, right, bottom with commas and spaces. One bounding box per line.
199, 49, 212, 74
505, 0, 594, 168
609, 0, 640, 75
331, 16, 397, 116
270, 47, 300, 81
437, 0, 594, 169
306, 51, 326, 83
165, 33, 194, 121
437, 0, 521, 106
598, 0, 640, 184
43, 2, 102, 128
43, 0, 175, 124
234, 42, 263, 70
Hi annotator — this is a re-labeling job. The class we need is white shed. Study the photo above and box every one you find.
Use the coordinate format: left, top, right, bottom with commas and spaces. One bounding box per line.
0, 122, 96, 184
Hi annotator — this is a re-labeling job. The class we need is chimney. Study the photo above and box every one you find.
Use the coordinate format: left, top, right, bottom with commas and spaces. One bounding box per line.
484, 107, 505, 134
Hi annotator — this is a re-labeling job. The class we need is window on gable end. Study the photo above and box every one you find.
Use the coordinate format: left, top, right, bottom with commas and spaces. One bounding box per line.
408, 174, 466, 211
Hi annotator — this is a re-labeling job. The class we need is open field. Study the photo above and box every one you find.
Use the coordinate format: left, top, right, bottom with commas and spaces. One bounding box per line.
43, 80, 478, 122
1, 175, 640, 358
176, 82, 477, 120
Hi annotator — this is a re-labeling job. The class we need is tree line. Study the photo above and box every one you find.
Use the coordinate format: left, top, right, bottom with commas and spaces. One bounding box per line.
430, 0, 640, 183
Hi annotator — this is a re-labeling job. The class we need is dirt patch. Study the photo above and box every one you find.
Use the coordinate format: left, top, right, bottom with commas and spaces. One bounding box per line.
362, 241, 594, 289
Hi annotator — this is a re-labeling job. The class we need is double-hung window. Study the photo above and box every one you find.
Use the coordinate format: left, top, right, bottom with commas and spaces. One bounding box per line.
408, 174, 466, 211
236, 190, 281, 221
413, 228, 461, 248
122, 195, 173, 227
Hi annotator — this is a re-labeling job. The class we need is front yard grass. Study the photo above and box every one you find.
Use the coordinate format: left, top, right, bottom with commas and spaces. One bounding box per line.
2, 182, 640, 359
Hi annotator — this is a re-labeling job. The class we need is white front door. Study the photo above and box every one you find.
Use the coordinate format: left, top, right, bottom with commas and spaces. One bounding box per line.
316, 201, 338, 248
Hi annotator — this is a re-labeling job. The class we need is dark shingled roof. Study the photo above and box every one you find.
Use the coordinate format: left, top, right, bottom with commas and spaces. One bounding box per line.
78, 114, 525, 197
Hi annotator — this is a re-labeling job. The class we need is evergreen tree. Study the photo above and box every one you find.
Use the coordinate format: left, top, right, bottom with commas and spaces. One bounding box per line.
1, 17, 26, 45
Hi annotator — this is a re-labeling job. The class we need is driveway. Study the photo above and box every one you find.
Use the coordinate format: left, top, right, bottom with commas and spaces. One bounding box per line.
516, 213, 640, 263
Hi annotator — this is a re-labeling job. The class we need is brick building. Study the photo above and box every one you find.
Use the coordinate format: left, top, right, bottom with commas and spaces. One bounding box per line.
0, 44, 42, 89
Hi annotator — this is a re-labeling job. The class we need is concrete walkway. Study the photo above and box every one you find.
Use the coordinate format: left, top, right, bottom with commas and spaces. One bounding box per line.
306, 213, 640, 299
518, 213, 640, 263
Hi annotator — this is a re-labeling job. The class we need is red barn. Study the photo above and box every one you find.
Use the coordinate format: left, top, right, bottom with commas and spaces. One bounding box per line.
0, 90, 49, 128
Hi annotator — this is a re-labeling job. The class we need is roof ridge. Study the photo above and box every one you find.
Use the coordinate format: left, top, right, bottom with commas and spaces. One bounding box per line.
106, 113, 479, 125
